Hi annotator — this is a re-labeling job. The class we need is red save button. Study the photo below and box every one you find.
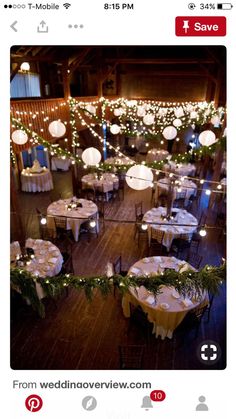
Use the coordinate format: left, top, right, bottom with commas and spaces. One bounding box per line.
176, 16, 226, 36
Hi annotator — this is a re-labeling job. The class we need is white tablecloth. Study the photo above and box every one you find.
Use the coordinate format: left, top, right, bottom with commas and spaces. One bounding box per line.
47, 198, 98, 242
51, 157, 71, 171
143, 206, 198, 251
164, 162, 196, 177
82, 173, 119, 195
221, 177, 226, 187
155, 177, 197, 204
122, 256, 207, 339
105, 157, 133, 166
221, 160, 226, 175
146, 149, 169, 163
21, 168, 53, 192
10, 238, 63, 299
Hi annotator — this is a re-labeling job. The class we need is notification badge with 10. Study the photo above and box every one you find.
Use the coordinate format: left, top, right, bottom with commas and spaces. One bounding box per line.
150, 390, 166, 402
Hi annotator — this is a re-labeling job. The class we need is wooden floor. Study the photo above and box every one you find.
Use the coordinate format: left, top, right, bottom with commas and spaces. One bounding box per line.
11, 169, 226, 370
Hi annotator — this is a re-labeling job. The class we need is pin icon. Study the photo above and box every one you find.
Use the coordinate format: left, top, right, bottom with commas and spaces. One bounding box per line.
82, 396, 97, 411
25, 395, 43, 412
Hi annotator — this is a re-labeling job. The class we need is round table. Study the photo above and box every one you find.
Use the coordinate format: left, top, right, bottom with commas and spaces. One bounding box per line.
51, 156, 71, 171
143, 206, 198, 251
221, 177, 226, 187
146, 149, 169, 163
122, 256, 207, 339
47, 198, 99, 242
82, 173, 119, 200
164, 162, 196, 177
21, 167, 53, 192
105, 157, 133, 166
155, 177, 197, 205
10, 238, 63, 299
221, 160, 226, 175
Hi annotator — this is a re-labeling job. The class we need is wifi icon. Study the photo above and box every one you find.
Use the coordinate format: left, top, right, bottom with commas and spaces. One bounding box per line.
63, 3, 71, 9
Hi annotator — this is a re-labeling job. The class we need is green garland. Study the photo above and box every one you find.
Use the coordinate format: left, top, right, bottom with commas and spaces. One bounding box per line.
10, 263, 226, 318
11, 117, 226, 180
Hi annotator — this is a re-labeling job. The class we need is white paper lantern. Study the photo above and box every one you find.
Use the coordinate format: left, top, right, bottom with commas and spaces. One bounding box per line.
127, 100, 137, 107
174, 107, 184, 118
143, 114, 155, 125
162, 126, 177, 140
11, 130, 28, 145
173, 118, 182, 128
85, 104, 96, 115
137, 106, 146, 117
186, 104, 194, 112
211, 115, 221, 127
126, 165, 153, 191
158, 108, 167, 116
190, 111, 198, 119
82, 147, 101, 166
20, 62, 30, 72
199, 130, 217, 147
48, 120, 66, 138
114, 108, 121, 116
110, 124, 121, 135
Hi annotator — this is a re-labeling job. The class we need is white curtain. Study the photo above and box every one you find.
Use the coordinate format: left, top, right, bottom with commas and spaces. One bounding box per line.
10, 73, 41, 98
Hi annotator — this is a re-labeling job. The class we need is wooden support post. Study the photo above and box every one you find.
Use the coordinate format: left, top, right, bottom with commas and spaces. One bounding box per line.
62, 60, 71, 99
10, 166, 25, 245
71, 164, 78, 196
166, 181, 174, 218
96, 49, 103, 97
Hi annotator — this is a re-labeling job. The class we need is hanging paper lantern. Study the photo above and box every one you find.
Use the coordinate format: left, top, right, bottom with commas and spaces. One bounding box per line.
48, 121, 66, 138
110, 124, 121, 135
82, 147, 101, 166
85, 104, 96, 115
199, 130, 217, 147
11, 130, 28, 145
173, 118, 182, 128
114, 107, 125, 116
158, 108, 167, 116
114, 108, 121, 116
137, 106, 146, 117
126, 164, 153, 191
186, 104, 194, 112
127, 100, 137, 107
143, 114, 155, 125
20, 62, 30, 72
162, 126, 177, 140
211, 115, 221, 127
190, 111, 198, 119
174, 107, 184, 118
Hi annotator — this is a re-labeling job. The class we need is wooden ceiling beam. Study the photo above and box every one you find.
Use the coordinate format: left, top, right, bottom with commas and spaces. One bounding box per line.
68, 47, 92, 70
105, 58, 215, 65
11, 55, 57, 63
118, 70, 209, 77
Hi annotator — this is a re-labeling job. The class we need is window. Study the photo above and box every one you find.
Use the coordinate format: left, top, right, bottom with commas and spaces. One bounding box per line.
10, 73, 41, 98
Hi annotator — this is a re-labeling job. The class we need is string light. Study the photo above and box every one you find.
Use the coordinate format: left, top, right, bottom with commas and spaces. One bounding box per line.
199, 227, 207, 237
141, 222, 148, 231
10, 97, 226, 194
89, 218, 96, 228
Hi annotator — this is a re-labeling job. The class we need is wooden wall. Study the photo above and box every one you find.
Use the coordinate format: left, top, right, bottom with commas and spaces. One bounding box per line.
10, 97, 99, 153
119, 75, 208, 101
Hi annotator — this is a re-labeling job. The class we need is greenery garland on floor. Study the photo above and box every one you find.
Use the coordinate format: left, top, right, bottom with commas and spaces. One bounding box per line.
10, 262, 226, 318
